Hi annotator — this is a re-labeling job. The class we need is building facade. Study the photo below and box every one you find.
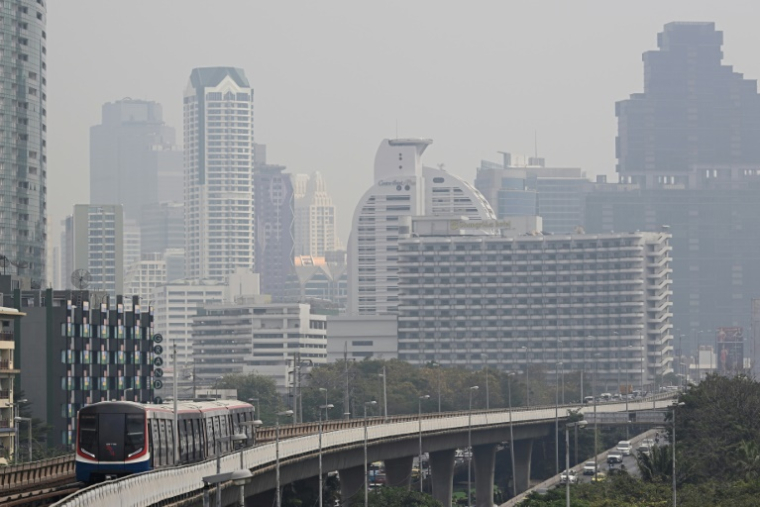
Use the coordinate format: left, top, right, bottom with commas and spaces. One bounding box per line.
347, 139, 495, 316
616, 22, 760, 182
293, 172, 339, 257
326, 315, 397, 362
192, 301, 327, 390
1, 281, 155, 450
0, 0, 48, 285
61, 205, 124, 295
474, 152, 589, 234
288, 254, 348, 310
184, 67, 255, 281
396, 220, 673, 391
254, 161, 294, 297
89, 98, 182, 222
0, 306, 24, 463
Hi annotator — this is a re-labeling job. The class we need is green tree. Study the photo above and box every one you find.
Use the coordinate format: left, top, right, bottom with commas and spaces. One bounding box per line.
635, 444, 672, 483
215, 373, 284, 425
367, 487, 442, 507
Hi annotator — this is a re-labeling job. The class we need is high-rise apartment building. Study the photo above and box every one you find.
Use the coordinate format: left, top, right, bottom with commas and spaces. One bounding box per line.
254, 152, 294, 297
347, 139, 495, 315
123, 252, 168, 304
90, 99, 182, 222
474, 152, 590, 234
396, 218, 673, 389
140, 201, 185, 256
293, 172, 339, 257
61, 205, 124, 295
0, 1, 48, 285
183, 67, 255, 280
616, 22, 760, 182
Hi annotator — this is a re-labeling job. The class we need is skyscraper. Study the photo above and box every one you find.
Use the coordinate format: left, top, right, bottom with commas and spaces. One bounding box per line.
254, 150, 294, 297
61, 205, 124, 295
90, 99, 182, 222
184, 67, 255, 280
616, 22, 760, 182
293, 172, 339, 257
586, 22, 760, 356
347, 139, 495, 315
0, 1, 47, 285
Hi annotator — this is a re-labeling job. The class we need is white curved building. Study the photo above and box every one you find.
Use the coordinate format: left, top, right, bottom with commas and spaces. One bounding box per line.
347, 139, 495, 315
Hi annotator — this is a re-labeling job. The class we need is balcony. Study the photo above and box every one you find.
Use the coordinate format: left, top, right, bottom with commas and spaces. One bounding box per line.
0, 360, 19, 373
0, 419, 11, 429
0, 332, 13, 342
0, 389, 9, 399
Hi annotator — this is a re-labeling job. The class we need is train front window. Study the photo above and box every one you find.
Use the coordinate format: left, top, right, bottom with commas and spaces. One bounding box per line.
125, 414, 145, 458
98, 413, 126, 461
79, 414, 97, 457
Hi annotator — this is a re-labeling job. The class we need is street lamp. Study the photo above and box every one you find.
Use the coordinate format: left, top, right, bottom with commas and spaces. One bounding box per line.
203, 434, 247, 507
318, 388, 329, 421
418, 394, 430, 493
672, 400, 685, 507
506, 372, 517, 498
432, 361, 442, 413
275, 410, 294, 507
565, 420, 587, 507
363, 401, 377, 507
593, 352, 602, 477
467, 385, 479, 507
232, 433, 249, 507
520, 346, 530, 406
13, 416, 31, 463
555, 361, 562, 475
378, 367, 388, 421
318, 403, 334, 507
480, 353, 490, 410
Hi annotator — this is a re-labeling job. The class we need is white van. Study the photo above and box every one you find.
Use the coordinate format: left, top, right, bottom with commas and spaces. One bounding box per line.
616, 440, 633, 456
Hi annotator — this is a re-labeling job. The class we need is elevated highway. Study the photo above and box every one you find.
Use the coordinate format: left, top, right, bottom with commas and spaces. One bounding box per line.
56, 395, 676, 507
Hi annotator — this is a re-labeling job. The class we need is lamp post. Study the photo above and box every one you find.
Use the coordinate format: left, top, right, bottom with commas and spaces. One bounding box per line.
480, 353, 490, 410
506, 373, 516, 498
232, 433, 249, 507
593, 353, 602, 477
13, 416, 31, 462
418, 394, 430, 493
521, 346, 530, 406
363, 401, 377, 507
433, 361, 442, 413
318, 388, 329, 421
565, 420, 587, 507
378, 367, 388, 421
672, 400, 685, 507
555, 361, 562, 475
275, 410, 294, 507
467, 385, 479, 507
202, 433, 251, 507
318, 403, 334, 507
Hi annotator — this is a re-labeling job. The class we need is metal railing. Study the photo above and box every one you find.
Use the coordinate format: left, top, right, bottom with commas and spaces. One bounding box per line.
0, 454, 76, 491
53, 395, 677, 507
0, 332, 13, 342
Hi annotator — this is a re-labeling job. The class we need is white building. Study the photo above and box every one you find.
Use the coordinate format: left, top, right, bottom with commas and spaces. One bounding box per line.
61, 204, 124, 295
326, 315, 398, 362
124, 252, 168, 305
293, 172, 340, 257
347, 138, 495, 316
184, 67, 255, 281
123, 220, 142, 270
192, 301, 327, 390
397, 218, 674, 391
152, 279, 226, 371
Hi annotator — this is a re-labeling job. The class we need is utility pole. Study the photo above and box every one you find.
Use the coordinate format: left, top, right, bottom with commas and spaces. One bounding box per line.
343, 343, 351, 419
172, 343, 179, 464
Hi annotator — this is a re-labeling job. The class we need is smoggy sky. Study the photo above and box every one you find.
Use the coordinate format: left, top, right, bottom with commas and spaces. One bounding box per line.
46, 1, 760, 244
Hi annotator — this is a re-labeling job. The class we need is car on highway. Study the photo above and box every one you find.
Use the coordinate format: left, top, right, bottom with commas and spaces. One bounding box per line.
583, 461, 598, 475
591, 472, 606, 482
638, 438, 655, 456
616, 441, 633, 456
607, 451, 623, 464
559, 469, 579, 484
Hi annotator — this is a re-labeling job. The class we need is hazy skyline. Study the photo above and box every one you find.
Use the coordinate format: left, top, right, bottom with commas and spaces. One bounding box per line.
47, 1, 760, 243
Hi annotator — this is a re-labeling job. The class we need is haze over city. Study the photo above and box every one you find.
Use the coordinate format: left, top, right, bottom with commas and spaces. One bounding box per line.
47, 0, 760, 242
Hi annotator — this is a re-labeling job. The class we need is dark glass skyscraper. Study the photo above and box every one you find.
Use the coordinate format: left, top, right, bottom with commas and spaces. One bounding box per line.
616, 22, 760, 183
0, 1, 47, 284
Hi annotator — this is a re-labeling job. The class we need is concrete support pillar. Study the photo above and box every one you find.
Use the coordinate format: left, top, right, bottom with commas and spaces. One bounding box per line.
384, 456, 413, 489
473, 444, 497, 507
512, 439, 534, 495
339, 465, 366, 506
429, 449, 455, 507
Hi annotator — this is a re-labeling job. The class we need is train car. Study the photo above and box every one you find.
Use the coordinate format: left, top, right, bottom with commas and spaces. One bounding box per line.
76, 399, 255, 483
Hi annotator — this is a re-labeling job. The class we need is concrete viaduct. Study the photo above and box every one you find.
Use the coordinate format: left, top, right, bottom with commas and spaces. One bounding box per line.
56, 396, 675, 507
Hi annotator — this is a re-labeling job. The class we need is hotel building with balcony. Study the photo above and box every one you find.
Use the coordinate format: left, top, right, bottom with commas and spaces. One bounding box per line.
0, 306, 24, 462
396, 217, 673, 391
